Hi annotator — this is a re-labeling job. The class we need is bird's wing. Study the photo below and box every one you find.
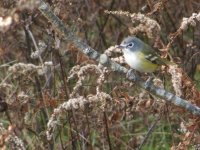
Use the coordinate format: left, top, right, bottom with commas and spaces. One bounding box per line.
142, 44, 171, 65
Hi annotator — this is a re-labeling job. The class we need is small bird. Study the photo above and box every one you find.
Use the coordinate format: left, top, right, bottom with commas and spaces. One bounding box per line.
118, 36, 173, 73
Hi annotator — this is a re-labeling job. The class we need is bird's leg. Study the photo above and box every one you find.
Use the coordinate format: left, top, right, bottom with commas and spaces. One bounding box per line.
144, 73, 155, 89
126, 69, 139, 81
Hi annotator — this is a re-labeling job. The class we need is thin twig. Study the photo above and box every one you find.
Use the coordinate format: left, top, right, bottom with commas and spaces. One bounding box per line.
25, 25, 44, 65
85, 111, 94, 150
137, 114, 161, 150
103, 111, 112, 150
55, 50, 80, 149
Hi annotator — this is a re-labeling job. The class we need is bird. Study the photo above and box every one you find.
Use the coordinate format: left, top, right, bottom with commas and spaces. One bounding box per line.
117, 36, 174, 73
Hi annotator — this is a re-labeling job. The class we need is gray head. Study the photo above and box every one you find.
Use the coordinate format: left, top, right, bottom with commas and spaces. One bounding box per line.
119, 36, 143, 52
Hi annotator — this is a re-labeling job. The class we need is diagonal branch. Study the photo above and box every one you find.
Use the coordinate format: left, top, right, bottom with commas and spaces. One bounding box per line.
37, 0, 200, 117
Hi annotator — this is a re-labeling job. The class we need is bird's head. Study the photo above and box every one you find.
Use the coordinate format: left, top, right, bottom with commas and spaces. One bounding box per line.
117, 36, 142, 53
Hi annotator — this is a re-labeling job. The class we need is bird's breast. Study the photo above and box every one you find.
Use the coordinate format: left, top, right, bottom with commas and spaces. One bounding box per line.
123, 50, 141, 69
123, 50, 158, 73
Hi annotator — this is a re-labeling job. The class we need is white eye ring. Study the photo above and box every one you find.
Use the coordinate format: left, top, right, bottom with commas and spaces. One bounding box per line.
127, 42, 134, 48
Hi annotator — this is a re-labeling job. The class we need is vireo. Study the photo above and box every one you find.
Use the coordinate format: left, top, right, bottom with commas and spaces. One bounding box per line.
118, 36, 173, 73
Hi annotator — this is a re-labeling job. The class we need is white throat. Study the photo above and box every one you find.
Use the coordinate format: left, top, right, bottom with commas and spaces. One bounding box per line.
123, 49, 141, 71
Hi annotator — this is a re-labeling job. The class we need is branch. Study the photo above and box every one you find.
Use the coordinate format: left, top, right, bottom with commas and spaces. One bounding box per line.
37, 0, 200, 117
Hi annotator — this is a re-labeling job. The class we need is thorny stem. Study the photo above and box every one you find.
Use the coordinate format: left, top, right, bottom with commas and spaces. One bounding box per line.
37, 0, 200, 116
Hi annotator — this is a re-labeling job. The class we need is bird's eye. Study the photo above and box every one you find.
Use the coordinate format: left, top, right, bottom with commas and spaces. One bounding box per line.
127, 42, 134, 48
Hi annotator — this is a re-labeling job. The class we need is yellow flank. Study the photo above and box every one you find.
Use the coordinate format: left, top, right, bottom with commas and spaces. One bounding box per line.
137, 52, 159, 72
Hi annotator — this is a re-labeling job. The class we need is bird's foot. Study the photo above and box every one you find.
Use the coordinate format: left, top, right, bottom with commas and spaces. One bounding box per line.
126, 69, 138, 81
144, 76, 154, 89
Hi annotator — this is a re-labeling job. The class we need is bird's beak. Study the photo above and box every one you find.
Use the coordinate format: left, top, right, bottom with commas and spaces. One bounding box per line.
116, 45, 124, 49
